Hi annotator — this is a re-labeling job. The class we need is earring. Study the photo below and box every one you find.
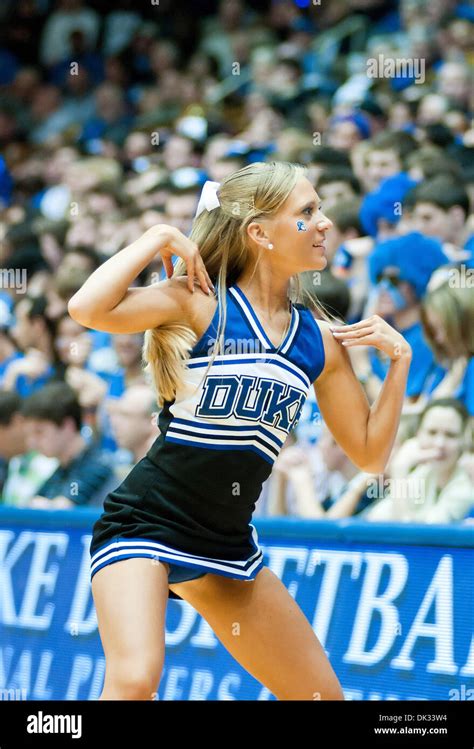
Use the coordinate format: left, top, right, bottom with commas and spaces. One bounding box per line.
268, 243, 274, 250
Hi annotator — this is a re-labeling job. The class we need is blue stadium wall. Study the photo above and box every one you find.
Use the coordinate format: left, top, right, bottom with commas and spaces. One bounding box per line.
0, 508, 473, 701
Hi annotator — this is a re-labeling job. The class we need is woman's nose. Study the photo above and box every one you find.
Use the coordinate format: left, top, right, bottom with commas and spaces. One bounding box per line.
316, 214, 333, 231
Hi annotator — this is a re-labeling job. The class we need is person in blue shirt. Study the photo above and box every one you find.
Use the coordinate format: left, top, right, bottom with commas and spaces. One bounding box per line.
367, 231, 449, 399
360, 171, 419, 239
3, 294, 66, 397
0, 326, 23, 385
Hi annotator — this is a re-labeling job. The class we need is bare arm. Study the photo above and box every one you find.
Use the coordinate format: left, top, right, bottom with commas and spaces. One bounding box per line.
266, 471, 289, 516
67, 224, 213, 334
283, 465, 325, 518
314, 317, 412, 474
326, 473, 374, 519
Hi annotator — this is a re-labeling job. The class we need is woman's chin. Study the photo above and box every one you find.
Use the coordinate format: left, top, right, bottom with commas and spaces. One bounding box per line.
313, 256, 328, 270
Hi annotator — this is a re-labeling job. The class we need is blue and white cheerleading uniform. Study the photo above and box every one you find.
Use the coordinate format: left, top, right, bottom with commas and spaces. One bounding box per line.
89, 280, 326, 599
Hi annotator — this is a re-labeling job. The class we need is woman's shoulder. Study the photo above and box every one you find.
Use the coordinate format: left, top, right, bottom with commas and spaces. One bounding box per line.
151, 274, 214, 323
304, 313, 341, 373
170, 275, 218, 341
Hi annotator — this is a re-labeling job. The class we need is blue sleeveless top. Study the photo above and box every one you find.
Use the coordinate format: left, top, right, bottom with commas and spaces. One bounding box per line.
147, 280, 325, 495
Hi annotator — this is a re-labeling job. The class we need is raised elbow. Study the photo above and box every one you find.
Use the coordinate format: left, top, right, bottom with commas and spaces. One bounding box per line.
67, 296, 93, 327
358, 458, 387, 474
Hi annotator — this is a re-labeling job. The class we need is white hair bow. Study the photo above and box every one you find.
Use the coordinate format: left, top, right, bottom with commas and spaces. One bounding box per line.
195, 180, 221, 218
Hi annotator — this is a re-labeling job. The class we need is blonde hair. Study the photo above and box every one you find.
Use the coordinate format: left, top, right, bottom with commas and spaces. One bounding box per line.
143, 160, 333, 407
420, 280, 474, 363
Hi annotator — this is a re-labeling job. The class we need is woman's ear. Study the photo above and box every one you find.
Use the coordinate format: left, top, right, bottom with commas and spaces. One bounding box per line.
246, 220, 270, 249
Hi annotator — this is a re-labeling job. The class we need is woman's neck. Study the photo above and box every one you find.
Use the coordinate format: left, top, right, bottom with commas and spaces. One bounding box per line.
236, 270, 291, 317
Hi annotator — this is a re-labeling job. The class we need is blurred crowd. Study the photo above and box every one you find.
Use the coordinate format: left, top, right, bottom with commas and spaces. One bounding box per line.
0, 0, 472, 522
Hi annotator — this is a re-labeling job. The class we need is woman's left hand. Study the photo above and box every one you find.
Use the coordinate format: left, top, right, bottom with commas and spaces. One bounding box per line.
330, 315, 412, 361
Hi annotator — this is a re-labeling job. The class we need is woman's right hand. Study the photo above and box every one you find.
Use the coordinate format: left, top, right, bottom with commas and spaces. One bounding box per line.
147, 224, 215, 295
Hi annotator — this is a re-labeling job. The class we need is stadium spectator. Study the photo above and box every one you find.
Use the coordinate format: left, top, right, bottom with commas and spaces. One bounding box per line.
420, 278, 474, 415
363, 399, 473, 523
107, 384, 159, 480
39, 0, 101, 69
363, 131, 417, 192
316, 168, 361, 211
0, 389, 58, 505
267, 422, 377, 519
366, 233, 449, 400
3, 295, 65, 396
0, 326, 22, 383
19, 382, 115, 508
408, 176, 472, 256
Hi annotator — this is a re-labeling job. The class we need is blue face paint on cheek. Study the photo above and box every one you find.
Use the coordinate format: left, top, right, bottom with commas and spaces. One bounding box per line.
296, 220, 307, 232
376, 279, 408, 311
